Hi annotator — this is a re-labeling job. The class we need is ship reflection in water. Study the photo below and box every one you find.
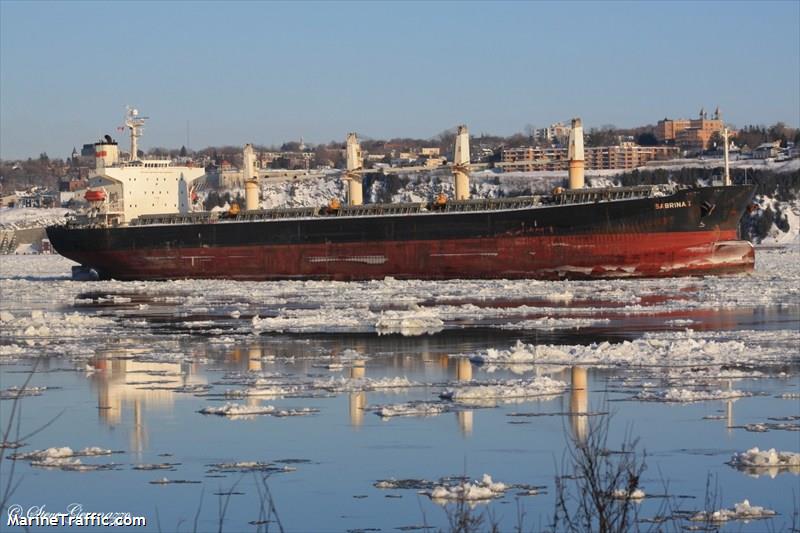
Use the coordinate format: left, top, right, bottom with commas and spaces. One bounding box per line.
569, 366, 589, 444
83, 331, 749, 459
88, 351, 206, 454
456, 357, 474, 436
349, 362, 366, 428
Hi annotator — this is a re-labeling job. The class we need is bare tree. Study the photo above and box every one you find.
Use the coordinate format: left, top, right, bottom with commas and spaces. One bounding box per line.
551, 413, 647, 533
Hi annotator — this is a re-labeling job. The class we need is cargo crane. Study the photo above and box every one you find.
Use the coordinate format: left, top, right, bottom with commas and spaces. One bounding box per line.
332, 125, 487, 206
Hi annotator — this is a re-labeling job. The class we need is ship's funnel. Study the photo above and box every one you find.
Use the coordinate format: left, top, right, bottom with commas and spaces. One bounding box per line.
94, 140, 119, 171
345, 133, 363, 206
453, 125, 470, 200
567, 118, 585, 190
243, 144, 259, 210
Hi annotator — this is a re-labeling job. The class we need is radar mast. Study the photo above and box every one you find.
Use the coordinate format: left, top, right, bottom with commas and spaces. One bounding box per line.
125, 106, 148, 161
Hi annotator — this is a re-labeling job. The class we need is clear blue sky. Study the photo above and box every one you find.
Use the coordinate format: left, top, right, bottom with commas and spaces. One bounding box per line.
1, 0, 798, 159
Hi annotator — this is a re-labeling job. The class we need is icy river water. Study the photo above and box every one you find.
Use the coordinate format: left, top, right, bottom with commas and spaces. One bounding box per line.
1, 247, 798, 532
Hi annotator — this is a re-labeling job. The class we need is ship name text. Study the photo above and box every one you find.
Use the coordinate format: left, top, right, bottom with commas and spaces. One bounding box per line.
655, 201, 691, 210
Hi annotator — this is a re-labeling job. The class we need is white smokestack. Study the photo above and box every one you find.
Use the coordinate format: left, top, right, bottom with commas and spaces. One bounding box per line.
345, 133, 363, 206
453, 125, 470, 201
568, 118, 585, 190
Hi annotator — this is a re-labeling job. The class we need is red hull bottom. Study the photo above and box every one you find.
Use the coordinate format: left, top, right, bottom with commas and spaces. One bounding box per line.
64, 230, 755, 281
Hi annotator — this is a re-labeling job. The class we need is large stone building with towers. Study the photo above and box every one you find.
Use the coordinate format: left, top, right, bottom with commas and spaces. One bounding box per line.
655, 107, 726, 152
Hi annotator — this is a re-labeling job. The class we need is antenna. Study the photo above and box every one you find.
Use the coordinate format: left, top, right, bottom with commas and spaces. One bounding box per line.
125, 105, 148, 161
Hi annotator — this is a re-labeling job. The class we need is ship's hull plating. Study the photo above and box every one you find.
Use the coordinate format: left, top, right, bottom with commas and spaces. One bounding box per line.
47, 186, 755, 281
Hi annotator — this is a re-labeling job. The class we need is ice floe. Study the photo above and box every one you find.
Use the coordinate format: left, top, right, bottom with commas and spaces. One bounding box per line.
439, 376, 567, 403
149, 477, 201, 485
251, 306, 376, 333
728, 447, 800, 477
611, 488, 646, 500
633, 388, 752, 403
1, 247, 798, 349
690, 499, 776, 522
313, 376, 417, 392
10, 446, 119, 471
132, 463, 180, 471
375, 305, 444, 336
371, 402, 450, 418
424, 474, 509, 502
206, 461, 296, 473
198, 402, 318, 418
12, 446, 115, 460
0, 385, 49, 399
500, 317, 610, 330
468, 329, 799, 368
0, 310, 117, 342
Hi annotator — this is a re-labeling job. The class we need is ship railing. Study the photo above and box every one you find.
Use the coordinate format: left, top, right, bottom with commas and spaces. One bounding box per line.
553, 185, 660, 205
234, 207, 320, 221
441, 197, 543, 212
132, 212, 219, 226
103, 201, 124, 213
333, 203, 425, 217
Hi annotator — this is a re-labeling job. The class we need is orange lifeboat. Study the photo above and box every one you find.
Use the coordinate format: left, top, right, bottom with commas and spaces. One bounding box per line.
84, 189, 107, 202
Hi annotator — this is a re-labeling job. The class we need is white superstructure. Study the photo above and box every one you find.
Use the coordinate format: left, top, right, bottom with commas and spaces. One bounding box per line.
87, 108, 205, 224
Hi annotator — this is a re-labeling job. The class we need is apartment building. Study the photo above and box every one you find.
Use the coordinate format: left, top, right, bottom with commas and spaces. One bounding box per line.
500, 143, 678, 172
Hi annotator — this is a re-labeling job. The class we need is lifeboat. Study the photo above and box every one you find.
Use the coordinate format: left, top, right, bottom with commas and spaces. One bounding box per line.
84, 189, 107, 202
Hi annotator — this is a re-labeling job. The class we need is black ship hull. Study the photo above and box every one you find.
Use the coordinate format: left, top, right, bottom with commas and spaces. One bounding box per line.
46, 185, 756, 281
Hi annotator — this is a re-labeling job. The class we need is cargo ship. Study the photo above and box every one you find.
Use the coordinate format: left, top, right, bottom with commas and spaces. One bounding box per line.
47, 112, 755, 281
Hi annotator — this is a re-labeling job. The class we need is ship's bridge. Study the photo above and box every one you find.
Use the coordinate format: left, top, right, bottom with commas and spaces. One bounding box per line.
89, 160, 205, 224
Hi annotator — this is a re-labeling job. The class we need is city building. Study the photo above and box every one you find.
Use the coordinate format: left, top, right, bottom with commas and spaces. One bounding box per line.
656, 107, 725, 152
500, 143, 679, 172
751, 141, 782, 159
534, 122, 571, 145
1, 193, 17, 207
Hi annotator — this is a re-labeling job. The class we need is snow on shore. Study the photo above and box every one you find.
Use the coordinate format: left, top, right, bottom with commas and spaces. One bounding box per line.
0, 207, 71, 230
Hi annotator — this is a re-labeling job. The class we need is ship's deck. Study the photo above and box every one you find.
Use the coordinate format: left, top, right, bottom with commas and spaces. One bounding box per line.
74, 185, 670, 228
